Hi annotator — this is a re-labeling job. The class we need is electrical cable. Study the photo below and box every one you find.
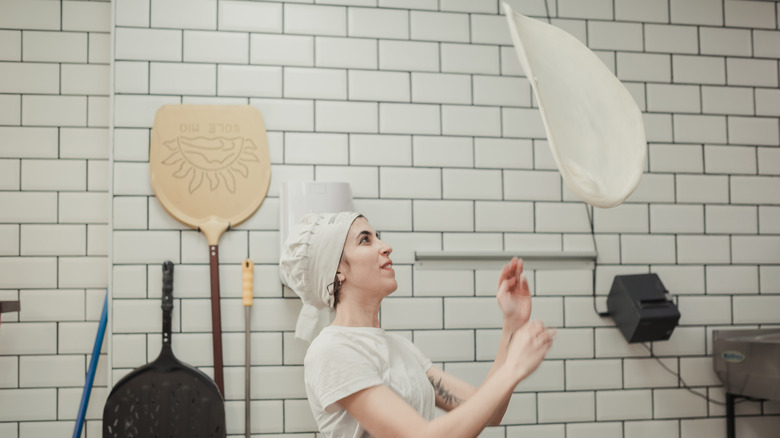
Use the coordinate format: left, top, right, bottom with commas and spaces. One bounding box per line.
585, 205, 610, 317
543, 0, 551, 24
539, 0, 607, 317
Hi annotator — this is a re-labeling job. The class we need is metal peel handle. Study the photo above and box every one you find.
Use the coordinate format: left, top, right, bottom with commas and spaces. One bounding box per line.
243, 258, 254, 437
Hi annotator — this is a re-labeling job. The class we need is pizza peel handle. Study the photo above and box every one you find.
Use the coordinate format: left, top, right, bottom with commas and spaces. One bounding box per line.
242, 259, 254, 438
102, 262, 226, 438
150, 104, 271, 396
160, 261, 174, 350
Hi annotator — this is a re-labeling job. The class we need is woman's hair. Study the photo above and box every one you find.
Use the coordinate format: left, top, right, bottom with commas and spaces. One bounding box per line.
328, 273, 342, 307
328, 251, 349, 308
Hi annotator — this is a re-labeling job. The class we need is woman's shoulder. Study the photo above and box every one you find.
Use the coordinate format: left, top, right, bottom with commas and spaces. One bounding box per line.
307, 327, 383, 356
384, 331, 419, 350
305, 326, 387, 370
307, 326, 349, 350
318, 325, 384, 342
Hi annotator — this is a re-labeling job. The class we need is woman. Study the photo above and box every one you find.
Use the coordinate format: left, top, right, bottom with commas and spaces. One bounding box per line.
280, 212, 555, 438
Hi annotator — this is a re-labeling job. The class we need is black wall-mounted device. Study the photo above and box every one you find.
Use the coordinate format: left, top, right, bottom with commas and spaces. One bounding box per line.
607, 273, 680, 343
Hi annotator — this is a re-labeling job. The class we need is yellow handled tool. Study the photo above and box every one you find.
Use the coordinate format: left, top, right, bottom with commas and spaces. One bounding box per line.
242, 259, 254, 437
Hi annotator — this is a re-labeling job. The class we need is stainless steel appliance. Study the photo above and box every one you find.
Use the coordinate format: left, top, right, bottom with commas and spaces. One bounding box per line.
713, 328, 780, 401
713, 328, 780, 438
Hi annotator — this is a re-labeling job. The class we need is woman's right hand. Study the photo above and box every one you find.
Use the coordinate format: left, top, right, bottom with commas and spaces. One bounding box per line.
496, 257, 532, 330
504, 320, 556, 383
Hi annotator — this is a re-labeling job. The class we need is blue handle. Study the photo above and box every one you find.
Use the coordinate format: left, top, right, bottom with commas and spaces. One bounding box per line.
72, 292, 108, 438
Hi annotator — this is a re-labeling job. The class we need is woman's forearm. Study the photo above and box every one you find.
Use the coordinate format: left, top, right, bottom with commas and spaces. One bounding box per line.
482, 320, 522, 425
424, 365, 518, 438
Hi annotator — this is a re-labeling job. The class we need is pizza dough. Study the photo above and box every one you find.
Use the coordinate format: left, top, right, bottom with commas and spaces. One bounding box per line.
503, 3, 646, 208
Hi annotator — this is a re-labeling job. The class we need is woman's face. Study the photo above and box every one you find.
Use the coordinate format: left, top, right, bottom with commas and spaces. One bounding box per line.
337, 217, 397, 298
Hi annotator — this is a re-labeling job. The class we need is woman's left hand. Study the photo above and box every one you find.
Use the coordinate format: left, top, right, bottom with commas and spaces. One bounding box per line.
497, 257, 532, 329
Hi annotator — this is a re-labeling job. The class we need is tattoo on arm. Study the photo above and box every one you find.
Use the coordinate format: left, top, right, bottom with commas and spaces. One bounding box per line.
428, 376, 463, 407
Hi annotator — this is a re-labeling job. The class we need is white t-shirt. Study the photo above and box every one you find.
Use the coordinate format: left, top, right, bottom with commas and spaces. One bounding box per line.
304, 326, 435, 438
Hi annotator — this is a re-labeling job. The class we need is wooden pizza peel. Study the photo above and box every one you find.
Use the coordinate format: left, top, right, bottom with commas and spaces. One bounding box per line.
150, 104, 271, 396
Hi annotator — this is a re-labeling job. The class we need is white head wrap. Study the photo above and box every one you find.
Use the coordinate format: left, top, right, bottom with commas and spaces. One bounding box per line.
279, 211, 362, 342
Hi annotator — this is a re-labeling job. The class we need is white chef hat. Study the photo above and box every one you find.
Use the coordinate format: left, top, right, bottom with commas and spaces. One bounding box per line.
279, 211, 362, 342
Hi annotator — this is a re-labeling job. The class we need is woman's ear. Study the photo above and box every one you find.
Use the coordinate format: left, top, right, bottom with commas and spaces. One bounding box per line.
336, 271, 346, 283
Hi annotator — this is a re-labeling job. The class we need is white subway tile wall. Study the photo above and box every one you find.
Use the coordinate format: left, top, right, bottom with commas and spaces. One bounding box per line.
0, 0, 778, 436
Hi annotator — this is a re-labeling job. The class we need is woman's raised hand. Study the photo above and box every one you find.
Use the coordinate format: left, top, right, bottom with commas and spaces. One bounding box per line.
497, 257, 532, 329
505, 320, 556, 383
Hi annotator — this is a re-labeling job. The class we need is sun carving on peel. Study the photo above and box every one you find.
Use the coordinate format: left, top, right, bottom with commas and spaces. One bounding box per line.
161, 136, 259, 194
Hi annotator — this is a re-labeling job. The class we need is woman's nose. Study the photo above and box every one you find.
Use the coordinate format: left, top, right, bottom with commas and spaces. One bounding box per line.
380, 241, 392, 255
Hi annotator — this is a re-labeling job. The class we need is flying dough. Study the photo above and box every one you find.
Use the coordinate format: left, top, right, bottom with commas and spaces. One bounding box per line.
502, 3, 646, 208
